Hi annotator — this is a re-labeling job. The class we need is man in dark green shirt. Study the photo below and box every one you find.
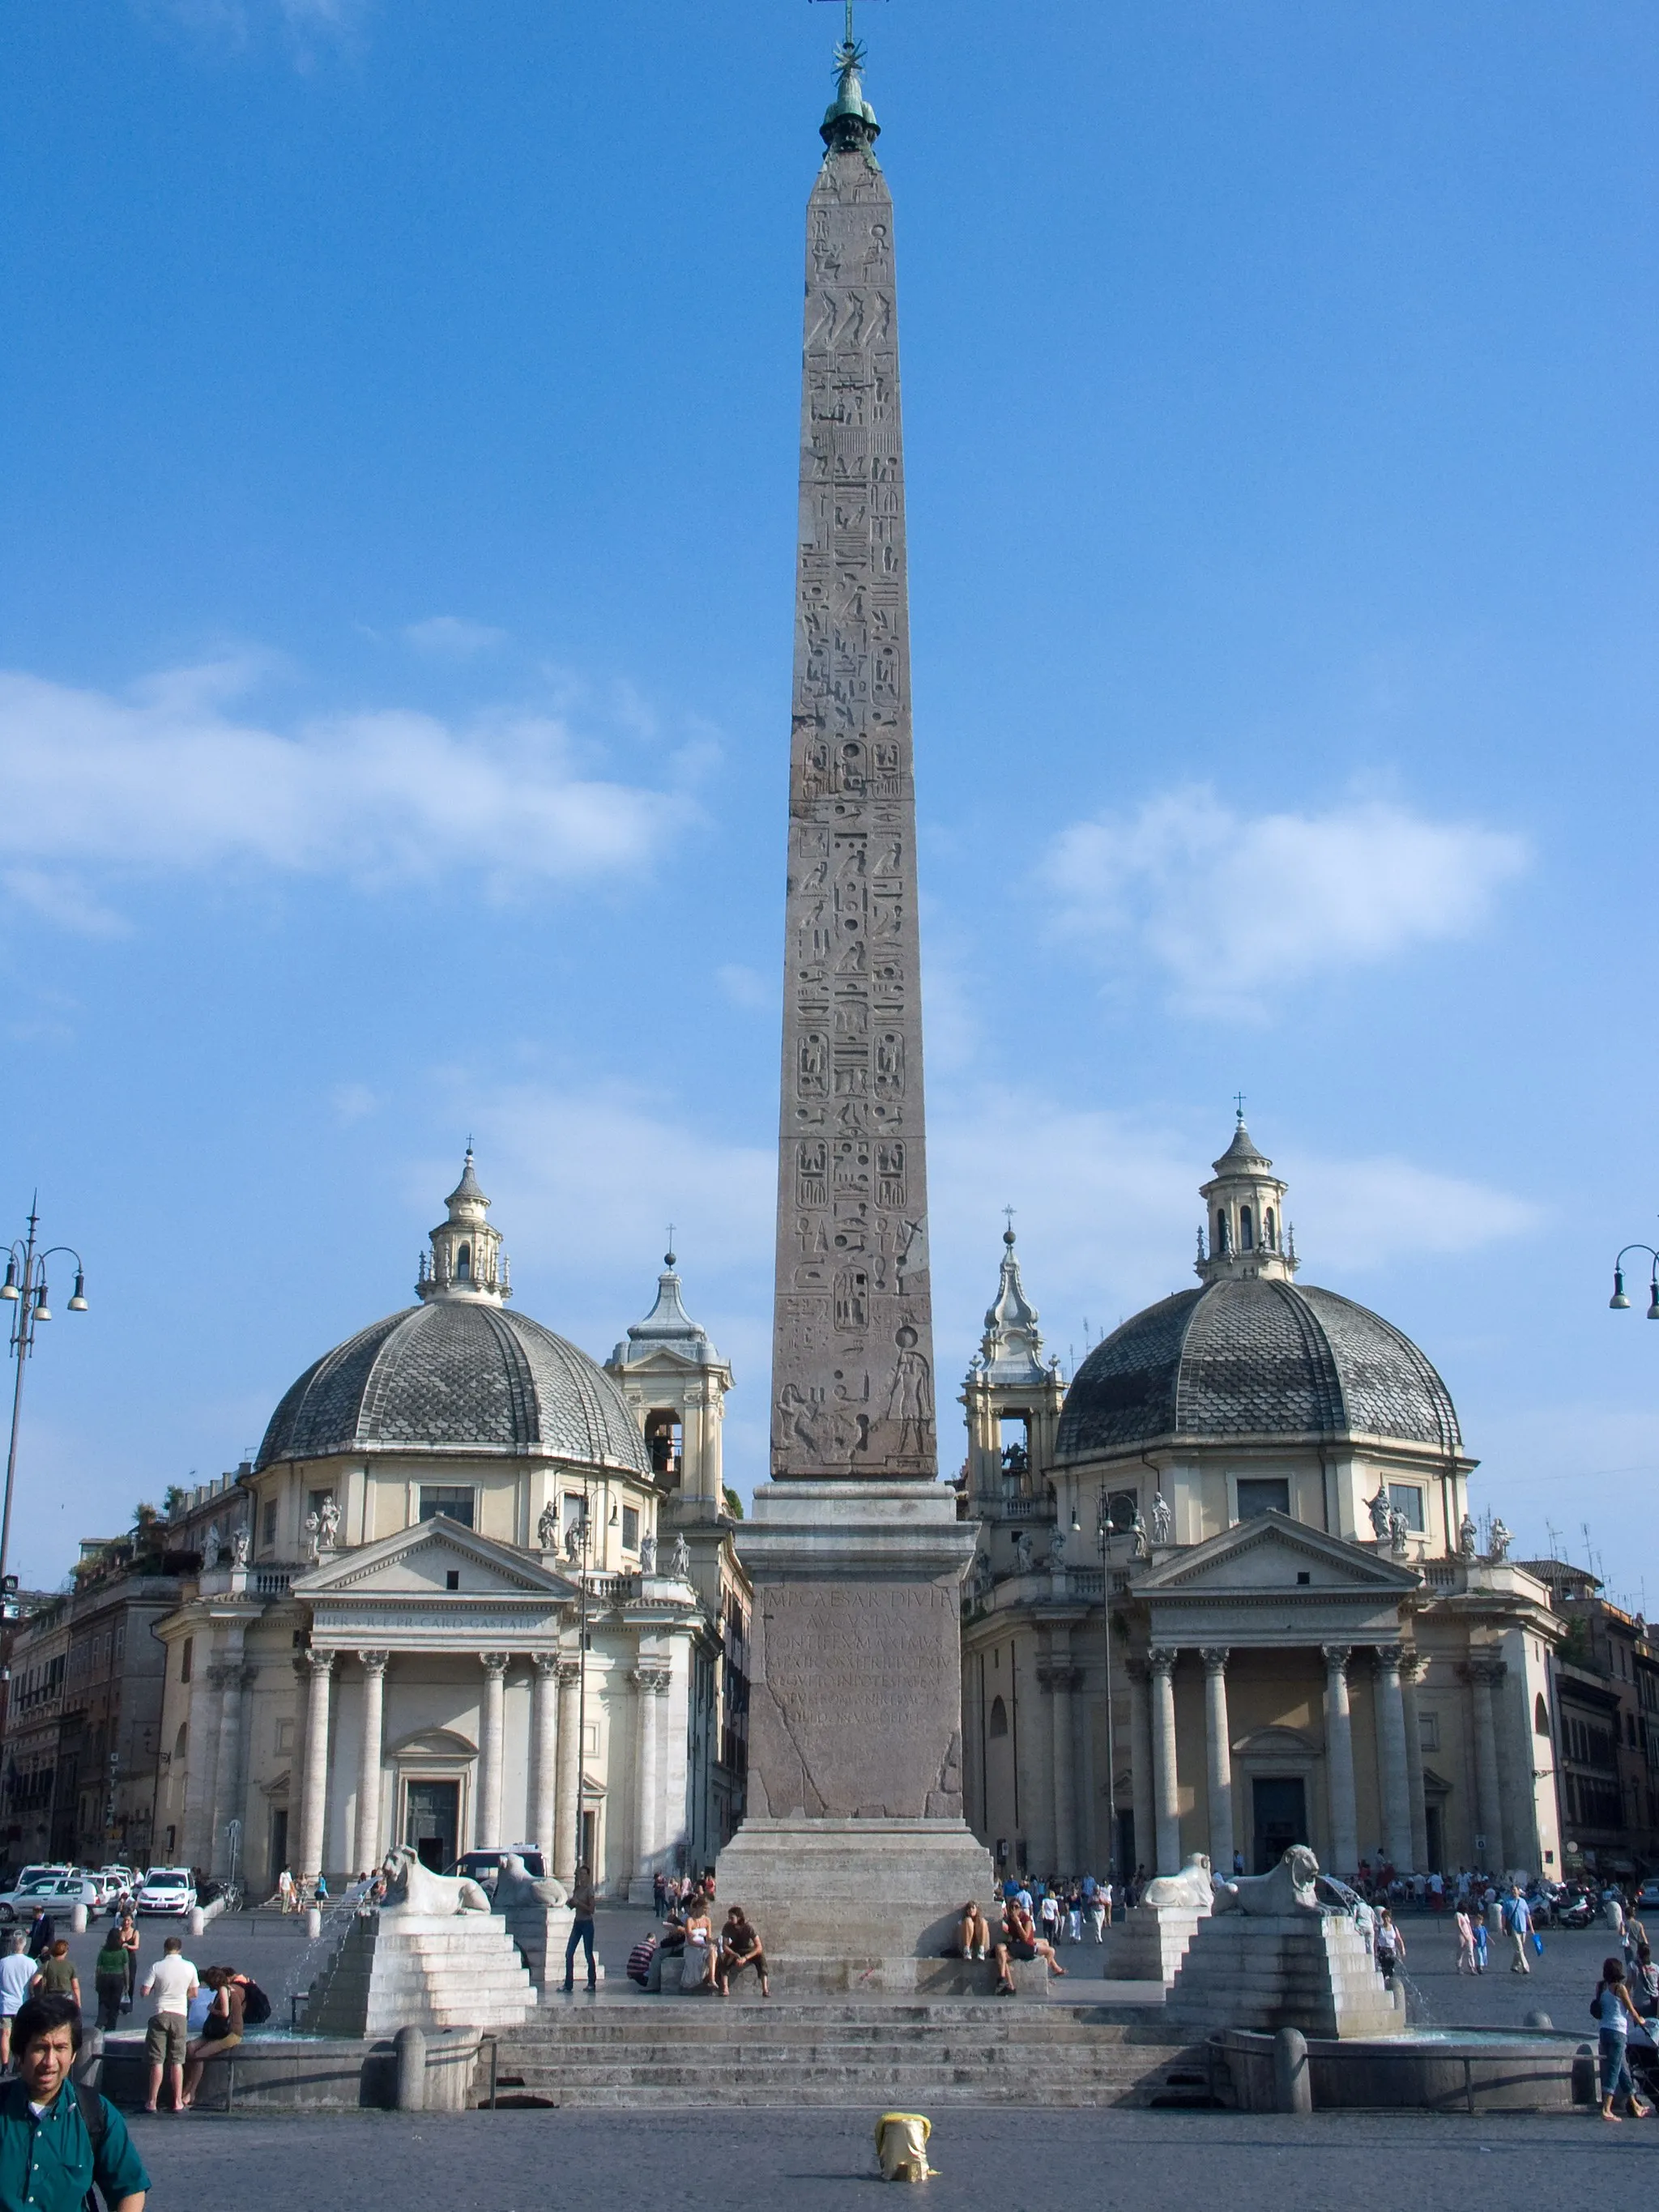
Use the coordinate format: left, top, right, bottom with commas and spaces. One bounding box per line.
0, 1995, 148, 2212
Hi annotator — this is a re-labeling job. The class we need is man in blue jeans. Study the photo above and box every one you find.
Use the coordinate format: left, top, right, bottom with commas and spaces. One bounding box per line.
561, 1863, 597, 1993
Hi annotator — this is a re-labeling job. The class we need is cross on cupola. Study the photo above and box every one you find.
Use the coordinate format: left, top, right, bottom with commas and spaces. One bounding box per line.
1196, 1112, 1297, 1285
416, 1148, 511, 1304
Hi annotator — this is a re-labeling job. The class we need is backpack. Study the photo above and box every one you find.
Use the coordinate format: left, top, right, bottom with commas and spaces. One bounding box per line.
74, 2082, 107, 2212
241, 1979, 272, 2025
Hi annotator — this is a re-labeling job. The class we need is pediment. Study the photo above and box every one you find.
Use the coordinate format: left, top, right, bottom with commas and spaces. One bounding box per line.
1137, 1511, 1419, 1596
1231, 1725, 1319, 1759
292, 1515, 580, 1602
388, 1727, 477, 1760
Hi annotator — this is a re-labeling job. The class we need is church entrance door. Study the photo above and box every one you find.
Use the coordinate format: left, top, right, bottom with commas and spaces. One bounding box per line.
404, 1779, 460, 1872
1252, 1776, 1307, 1873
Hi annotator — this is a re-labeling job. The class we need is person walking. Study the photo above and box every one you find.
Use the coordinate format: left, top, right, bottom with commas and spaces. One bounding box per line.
31, 1941, 80, 2015
1454, 1907, 1478, 1975
94, 1932, 130, 2032
26, 1908, 54, 1963
116, 1908, 140, 2011
1088, 1886, 1107, 1942
1593, 1957, 1653, 2121
0, 1994, 149, 2212
1503, 1884, 1533, 1974
1472, 1913, 1488, 1974
561, 1863, 597, 1994
1374, 1908, 1404, 1980
0, 1931, 36, 2067
276, 1867, 295, 1914
139, 1936, 198, 2115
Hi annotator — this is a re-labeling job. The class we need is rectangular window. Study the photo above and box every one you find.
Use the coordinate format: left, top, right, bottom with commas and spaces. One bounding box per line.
262, 1501, 277, 1550
1418, 1711, 1439, 1752
418, 1486, 475, 1529
562, 1494, 586, 1542
179, 1637, 193, 1685
1388, 1484, 1425, 1532
1235, 1478, 1290, 1521
622, 1506, 640, 1553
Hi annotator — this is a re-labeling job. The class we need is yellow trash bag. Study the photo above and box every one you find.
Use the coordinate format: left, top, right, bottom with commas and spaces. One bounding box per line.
875, 2112, 935, 2181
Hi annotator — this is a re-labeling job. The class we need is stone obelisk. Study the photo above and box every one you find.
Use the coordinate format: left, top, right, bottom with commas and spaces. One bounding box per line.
716, 27, 990, 1988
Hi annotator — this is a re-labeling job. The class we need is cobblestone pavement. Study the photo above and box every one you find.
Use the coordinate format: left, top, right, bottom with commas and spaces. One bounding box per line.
127, 2104, 1656, 2212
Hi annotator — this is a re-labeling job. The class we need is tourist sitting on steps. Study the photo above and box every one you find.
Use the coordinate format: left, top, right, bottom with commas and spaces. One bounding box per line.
715, 1907, 770, 1998
995, 1899, 1066, 1996
953, 1903, 992, 1962
678, 1890, 716, 1993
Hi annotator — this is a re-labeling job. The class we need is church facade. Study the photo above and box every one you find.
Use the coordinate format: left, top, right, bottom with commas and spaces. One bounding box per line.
959, 1119, 1564, 1885
151, 1157, 748, 1899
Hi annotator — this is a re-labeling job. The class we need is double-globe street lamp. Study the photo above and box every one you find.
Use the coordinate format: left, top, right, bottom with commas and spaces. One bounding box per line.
1607, 1236, 1659, 1321
2, 1200, 89, 1611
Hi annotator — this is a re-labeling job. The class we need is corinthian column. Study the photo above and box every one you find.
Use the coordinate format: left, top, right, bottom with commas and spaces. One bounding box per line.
1322, 1645, 1358, 1878
553, 1659, 581, 1882
1398, 1652, 1430, 1872
529, 1654, 560, 1864
1148, 1647, 1181, 1876
296, 1650, 335, 1880
476, 1654, 509, 1851
1201, 1648, 1233, 1876
1373, 1645, 1414, 1873
1465, 1657, 1507, 1869
1127, 1660, 1154, 1882
1044, 1646, 1078, 1875
353, 1651, 388, 1874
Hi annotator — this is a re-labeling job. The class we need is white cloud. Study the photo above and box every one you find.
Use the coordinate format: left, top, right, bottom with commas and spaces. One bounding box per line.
330, 1081, 378, 1125
1044, 788, 1528, 1013
402, 616, 508, 661
1290, 1154, 1540, 1267
716, 963, 775, 1012
133, 0, 364, 47
0, 660, 683, 920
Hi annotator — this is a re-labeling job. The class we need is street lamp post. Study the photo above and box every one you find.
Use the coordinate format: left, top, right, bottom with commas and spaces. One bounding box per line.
1096, 1490, 1120, 1887
1608, 1241, 1659, 1321
1, 1200, 89, 1605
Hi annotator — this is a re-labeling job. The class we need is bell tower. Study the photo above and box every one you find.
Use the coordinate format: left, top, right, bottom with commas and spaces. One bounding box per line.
1196, 1114, 1295, 1286
416, 1149, 510, 1304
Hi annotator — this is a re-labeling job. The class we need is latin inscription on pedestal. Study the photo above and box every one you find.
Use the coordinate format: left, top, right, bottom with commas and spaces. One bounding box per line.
748, 1579, 964, 1819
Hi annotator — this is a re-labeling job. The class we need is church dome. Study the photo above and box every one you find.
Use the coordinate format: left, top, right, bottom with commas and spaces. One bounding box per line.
1055, 1276, 1461, 1461
256, 1300, 652, 1473
255, 1155, 652, 1476
1055, 1118, 1462, 1463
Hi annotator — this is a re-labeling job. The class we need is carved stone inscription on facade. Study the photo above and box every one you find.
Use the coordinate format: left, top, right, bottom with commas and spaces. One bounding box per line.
747, 1579, 964, 1819
773, 138, 936, 1481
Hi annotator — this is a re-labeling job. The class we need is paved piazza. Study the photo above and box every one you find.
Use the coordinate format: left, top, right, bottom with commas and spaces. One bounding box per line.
128, 2107, 1648, 2211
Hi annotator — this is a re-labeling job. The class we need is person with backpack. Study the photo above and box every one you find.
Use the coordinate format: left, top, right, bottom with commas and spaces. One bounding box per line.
1593, 1956, 1653, 2121
0, 1992, 149, 2212
181, 1967, 246, 2108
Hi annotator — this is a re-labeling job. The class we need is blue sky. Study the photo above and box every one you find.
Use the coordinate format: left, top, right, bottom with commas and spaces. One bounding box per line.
1, 1, 1655, 1602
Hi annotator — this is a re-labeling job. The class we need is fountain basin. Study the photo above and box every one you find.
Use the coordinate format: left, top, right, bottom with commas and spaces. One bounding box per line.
90, 2027, 488, 2113
1213, 2027, 1594, 2113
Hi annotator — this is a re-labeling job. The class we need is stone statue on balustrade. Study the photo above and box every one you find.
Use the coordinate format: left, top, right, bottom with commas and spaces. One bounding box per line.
669, 1532, 691, 1579
1047, 1524, 1067, 1569
202, 1524, 222, 1570
231, 1524, 249, 1566
1149, 1491, 1173, 1545
1457, 1511, 1478, 1561
1130, 1508, 1151, 1561
1367, 1488, 1393, 1544
1486, 1516, 1511, 1562
639, 1531, 657, 1573
1013, 1530, 1033, 1575
1388, 1507, 1410, 1557
537, 1502, 558, 1551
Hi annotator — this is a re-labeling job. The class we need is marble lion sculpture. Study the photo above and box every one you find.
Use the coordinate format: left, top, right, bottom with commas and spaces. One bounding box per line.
381, 1844, 492, 1916
493, 1852, 569, 1912
1140, 1853, 1213, 1911
1210, 1844, 1323, 1916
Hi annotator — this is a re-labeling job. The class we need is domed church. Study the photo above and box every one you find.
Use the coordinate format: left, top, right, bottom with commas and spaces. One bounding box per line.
152, 1156, 748, 1900
959, 1119, 1564, 1884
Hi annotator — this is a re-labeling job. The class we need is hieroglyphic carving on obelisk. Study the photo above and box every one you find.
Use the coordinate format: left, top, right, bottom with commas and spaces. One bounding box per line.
771, 36, 936, 1482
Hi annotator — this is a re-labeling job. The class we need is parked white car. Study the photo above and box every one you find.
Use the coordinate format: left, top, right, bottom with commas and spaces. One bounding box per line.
0, 1872, 99, 1924
134, 1867, 197, 1916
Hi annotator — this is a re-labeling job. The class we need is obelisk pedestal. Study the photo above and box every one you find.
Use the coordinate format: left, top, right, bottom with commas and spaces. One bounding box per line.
715, 1484, 992, 1991
716, 33, 992, 1987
